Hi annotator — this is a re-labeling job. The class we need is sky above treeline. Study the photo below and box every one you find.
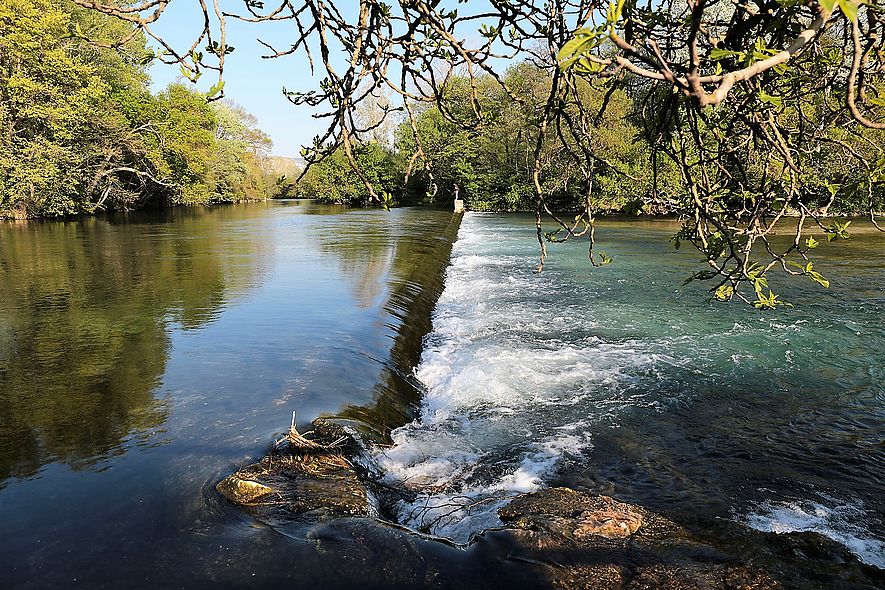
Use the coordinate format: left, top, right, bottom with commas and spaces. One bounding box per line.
148, 1, 330, 158
145, 0, 500, 158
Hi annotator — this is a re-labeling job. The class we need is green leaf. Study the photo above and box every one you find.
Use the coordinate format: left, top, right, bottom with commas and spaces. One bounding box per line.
759, 91, 783, 107
206, 80, 225, 100
714, 285, 734, 301
807, 270, 830, 288
837, 0, 859, 23
380, 190, 395, 211
753, 290, 790, 310
573, 57, 605, 74
709, 49, 744, 61
557, 33, 597, 67
826, 220, 851, 241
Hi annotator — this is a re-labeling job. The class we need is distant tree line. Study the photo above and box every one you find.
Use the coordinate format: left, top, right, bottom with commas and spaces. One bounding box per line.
294, 61, 880, 218
55, 0, 885, 305
0, 0, 283, 219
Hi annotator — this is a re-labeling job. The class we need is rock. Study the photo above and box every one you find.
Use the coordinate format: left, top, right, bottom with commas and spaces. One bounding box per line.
499, 487, 666, 542
216, 475, 274, 504
216, 432, 883, 589
216, 418, 373, 519
626, 564, 777, 590
495, 488, 781, 590
574, 508, 643, 539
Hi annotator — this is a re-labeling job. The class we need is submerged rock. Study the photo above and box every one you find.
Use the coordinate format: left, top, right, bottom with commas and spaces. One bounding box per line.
500, 488, 649, 540
216, 476, 274, 505
496, 487, 780, 590
216, 419, 373, 519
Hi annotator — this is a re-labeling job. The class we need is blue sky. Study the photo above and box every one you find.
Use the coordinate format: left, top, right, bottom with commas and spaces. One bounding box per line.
145, 1, 517, 157
148, 2, 334, 157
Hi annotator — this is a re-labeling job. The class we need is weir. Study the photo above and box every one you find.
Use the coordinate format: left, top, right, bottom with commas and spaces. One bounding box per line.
217, 209, 465, 518
215, 212, 884, 590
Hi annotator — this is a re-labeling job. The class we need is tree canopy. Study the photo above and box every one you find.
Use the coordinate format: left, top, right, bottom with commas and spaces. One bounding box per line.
0, 0, 278, 218
26, 0, 885, 304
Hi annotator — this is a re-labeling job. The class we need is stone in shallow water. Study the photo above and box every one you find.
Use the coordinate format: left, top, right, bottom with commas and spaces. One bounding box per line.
216, 420, 373, 519
499, 487, 657, 541
216, 476, 274, 504
574, 508, 644, 539
496, 488, 781, 590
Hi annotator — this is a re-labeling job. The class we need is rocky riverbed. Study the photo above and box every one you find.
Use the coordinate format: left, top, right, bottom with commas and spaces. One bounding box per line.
216, 417, 884, 590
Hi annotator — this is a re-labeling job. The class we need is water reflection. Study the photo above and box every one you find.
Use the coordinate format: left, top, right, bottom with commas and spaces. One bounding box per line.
319, 210, 462, 440
315, 210, 396, 309
0, 207, 270, 484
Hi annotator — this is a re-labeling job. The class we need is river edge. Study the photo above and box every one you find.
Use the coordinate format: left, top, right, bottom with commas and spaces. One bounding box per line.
218, 418, 884, 590
212, 210, 883, 589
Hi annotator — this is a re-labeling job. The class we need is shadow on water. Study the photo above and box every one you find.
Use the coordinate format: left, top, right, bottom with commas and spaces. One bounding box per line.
320, 211, 464, 441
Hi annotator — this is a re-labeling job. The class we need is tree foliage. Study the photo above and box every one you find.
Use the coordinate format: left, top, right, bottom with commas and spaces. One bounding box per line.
397, 63, 682, 213
30, 0, 885, 303
0, 0, 276, 219
294, 141, 401, 205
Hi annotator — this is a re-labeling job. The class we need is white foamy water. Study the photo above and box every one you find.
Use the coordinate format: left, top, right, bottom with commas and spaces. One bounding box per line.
745, 498, 885, 568
373, 214, 683, 543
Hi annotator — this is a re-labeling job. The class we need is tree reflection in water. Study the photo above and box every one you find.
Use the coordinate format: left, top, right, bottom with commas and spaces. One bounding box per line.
0, 207, 270, 484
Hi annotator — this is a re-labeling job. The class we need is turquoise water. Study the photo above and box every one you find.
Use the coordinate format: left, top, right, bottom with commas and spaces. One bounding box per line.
0, 204, 882, 588
378, 213, 885, 565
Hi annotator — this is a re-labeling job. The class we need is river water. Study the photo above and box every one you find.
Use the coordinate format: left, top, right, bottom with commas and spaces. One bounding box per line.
0, 202, 462, 588
0, 203, 883, 588
379, 213, 885, 568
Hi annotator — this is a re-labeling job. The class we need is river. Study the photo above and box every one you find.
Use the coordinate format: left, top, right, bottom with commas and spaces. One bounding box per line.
0, 203, 882, 588
379, 213, 885, 568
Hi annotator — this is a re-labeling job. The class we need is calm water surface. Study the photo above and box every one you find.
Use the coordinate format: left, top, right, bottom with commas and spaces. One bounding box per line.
0, 202, 460, 589
0, 204, 882, 589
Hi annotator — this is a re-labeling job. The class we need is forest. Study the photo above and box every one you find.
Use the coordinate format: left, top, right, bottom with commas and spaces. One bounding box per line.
297, 62, 883, 215
0, 0, 280, 219
8, 0, 882, 221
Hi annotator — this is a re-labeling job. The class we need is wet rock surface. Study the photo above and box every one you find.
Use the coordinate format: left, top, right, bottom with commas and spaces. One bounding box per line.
218, 432, 884, 589
216, 419, 374, 519
496, 487, 778, 589
492, 487, 883, 590
216, 476, 274, 505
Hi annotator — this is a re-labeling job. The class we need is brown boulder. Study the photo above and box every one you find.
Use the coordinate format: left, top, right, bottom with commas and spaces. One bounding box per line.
216, 476, 274, 505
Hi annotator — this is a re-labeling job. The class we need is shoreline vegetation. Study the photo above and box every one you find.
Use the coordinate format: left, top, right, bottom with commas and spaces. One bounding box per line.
5, 2, 881, 223
0, 0, 300, 221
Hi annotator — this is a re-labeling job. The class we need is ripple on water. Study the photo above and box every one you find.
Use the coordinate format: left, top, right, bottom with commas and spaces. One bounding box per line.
745, 497, 885, 569
374, 212, 885, 566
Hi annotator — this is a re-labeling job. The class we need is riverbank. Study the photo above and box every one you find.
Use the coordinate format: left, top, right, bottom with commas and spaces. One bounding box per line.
0, 195, 274, 222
